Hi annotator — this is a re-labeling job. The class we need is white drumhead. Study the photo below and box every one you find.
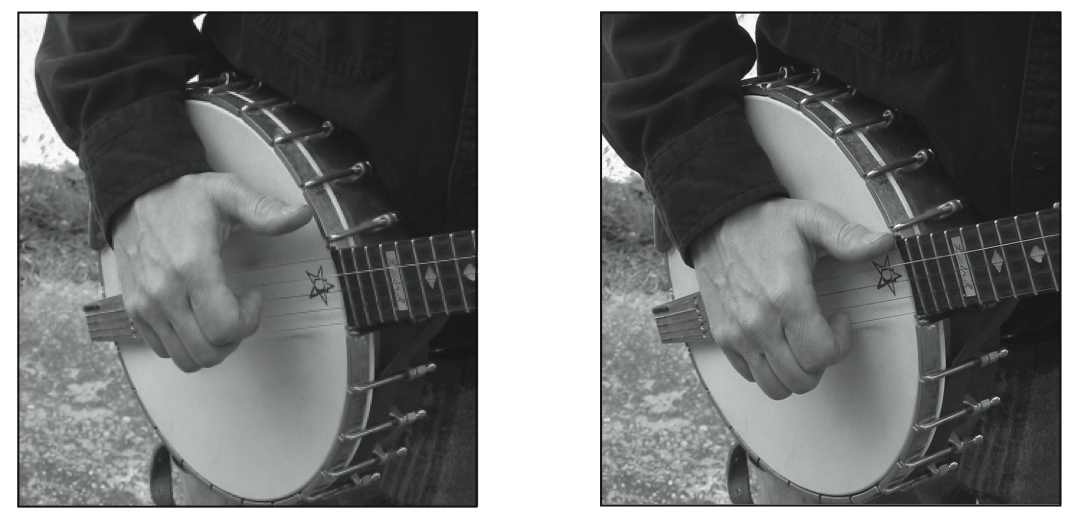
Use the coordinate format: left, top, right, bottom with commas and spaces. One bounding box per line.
670, 94, 941, 495
103, 99, 363, 501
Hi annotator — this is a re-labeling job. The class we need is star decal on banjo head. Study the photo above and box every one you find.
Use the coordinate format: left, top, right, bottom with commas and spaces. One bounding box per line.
306, 265, 335, 305
872, 255, 903, 296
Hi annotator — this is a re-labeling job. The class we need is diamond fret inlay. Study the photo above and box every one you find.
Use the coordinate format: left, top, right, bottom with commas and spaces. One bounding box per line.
1029, 245, 1045, 264
991, 251, 1004, 273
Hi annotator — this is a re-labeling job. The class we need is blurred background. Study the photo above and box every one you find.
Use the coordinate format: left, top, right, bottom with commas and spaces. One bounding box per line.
19, 13, 158, 505
600, 13, 760, 505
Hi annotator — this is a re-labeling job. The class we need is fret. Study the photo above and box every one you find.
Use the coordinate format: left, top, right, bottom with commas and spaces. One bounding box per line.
430, 235, 468, 312
915, 234, 949, 311
905, 236, 941, 314
360, 245, 387, 323
412, 237, 448, 315
958, 226, 996, 303
333, 248, 370, 328
946, 228, 982, 304
407, 239, 433, 318
394, 240, 431, 320
925, 233, 958, 309
1034, 209, 1060, 291
989, 220, 1023, 295
448, 234, 471, 313
897, 236, 929, 315
1015, 213, 1057, 293
348, 247, 380, 325
378, 243, 408, 321
452, 231, 478, 309
977, 222, 1015, 300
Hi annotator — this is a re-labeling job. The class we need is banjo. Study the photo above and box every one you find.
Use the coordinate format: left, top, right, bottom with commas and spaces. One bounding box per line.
81, 73, 477, 504
653, 68, 1060, 502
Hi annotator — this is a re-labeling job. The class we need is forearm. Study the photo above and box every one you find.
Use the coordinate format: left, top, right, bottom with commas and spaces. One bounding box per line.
601, 13, 786, 265
35, 13, 211, 243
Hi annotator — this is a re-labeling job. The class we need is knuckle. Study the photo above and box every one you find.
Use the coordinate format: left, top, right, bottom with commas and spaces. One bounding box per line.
143, 271, 181, 300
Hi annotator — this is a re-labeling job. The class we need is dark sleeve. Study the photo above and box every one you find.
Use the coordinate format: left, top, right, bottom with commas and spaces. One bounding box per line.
601, 13, 786, 266
35, 13, 212, 244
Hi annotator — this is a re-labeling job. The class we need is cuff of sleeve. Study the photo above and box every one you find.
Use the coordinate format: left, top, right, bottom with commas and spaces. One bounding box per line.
78, 91, 210, 245
647, 106, 787, 267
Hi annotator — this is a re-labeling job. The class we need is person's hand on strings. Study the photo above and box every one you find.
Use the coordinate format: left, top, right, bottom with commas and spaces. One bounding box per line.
691, 198, 895, 400
111, 172, 313, 373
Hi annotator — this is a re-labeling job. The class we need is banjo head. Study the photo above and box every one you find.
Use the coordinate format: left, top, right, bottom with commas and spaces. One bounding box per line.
668, 91, 947, 496
102, 98, 369, 501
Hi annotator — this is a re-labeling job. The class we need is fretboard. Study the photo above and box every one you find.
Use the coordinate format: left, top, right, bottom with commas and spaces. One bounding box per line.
897, 208, 1059, 318
330, 230, 477, 331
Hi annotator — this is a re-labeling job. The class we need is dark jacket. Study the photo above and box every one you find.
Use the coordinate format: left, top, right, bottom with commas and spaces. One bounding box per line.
36, 13, 477, 244
601, 13, 1060, 265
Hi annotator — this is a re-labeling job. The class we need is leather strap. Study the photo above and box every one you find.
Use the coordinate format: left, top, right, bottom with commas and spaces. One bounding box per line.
727, 444, 754, 505
149, 444, 176, 506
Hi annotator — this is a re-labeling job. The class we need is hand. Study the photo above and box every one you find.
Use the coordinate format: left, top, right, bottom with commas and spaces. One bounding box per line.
112, 172, 313, 373
691, 198, 894, 400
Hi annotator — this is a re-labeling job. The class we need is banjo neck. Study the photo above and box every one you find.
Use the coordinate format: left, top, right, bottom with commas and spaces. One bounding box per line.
329, 229, 478, 331
897, 207, 1060, 319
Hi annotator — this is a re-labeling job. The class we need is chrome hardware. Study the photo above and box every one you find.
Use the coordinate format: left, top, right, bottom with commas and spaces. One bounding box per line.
303, 472, 382, 501
325, 446, 408, 478
891, 199, 964, 232
339, 409, 427, 441
241, 98, 294, 113
833, 109, 894, 137
881, 461, 959, 495
209, 78, 253, 95
349, 363, 437, 394
1053, 201, 1060, 209
900, 434, 983, 470
326, 212, 399, 242
763, 69, 820, 89
302, 161, 373, 189
740, 67, 791, 87
914, 396, 1001, 432
921, 348, 1008, 382
865, 149, 934, 179
798, 86, 852, 109
273, 121, 334, 145
186, 71, 235, 90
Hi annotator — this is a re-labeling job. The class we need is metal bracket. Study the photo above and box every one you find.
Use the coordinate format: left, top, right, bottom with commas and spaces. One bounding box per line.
326, 212, 399, 242
834, 109, 894, 137
349, 362, 437, 394
302, 161, 373, 189
891, 199, 964, 232
865, 149, 934, 179
273, 121, 335, 145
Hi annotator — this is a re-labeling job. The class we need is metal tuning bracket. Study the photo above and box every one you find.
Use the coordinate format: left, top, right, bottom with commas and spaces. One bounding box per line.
921, 348, 1008, 382
273, 121, 334, 145
241, 97, 294, 114
881, 461, 959, 496
740, 67, 791, 87
798, 86, 854, 110
891, 199, 964, 232
325, 445, 408, 479
326, 212, 399, 243
865, 149, 934, 179
914, 395, 1001, 432
899, 433, 984, 471
338, 409, 427, 441
834, 109, 894, 137
303, 161, 374, 189
763, 68, 821, 90
349, 363, 437, 394
303, 472, 382, 502
186, 71, 236, 90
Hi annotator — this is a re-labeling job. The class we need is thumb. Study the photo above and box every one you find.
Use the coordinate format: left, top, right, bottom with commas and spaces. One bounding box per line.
795, 203, 894, 262
826, 310, 855, 363
210, 175, 313, 235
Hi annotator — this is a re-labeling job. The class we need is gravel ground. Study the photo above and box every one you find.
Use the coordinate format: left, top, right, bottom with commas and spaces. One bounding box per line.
18, 279, 158, 505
